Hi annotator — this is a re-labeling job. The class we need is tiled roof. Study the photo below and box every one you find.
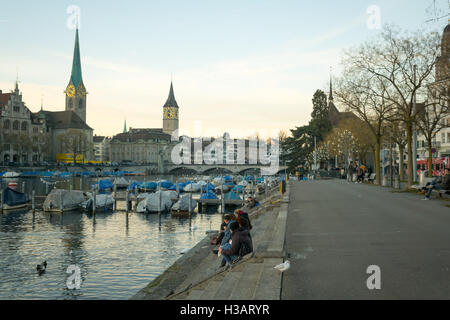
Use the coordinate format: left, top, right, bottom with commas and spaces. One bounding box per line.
0, 92, 11, 110
111, 128, 172, 143
40, 110, 92, 130
93, 135, 106, 143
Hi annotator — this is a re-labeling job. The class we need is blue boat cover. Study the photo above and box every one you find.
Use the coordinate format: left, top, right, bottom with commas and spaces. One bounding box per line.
168, 183, 184, 192
1, 187, 30, 206
202, 183, 216, 193
232, 185, 245, 192
245, 175, 255, 181
159, 180, 173, 189
140, 181, 157, 190
200, 191, 218, 200
92, 179, 113, 191
223, 176, 232, 182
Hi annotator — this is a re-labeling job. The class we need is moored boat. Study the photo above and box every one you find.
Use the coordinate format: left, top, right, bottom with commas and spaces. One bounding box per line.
43, 189, 86, 213
0, 187, 30, 211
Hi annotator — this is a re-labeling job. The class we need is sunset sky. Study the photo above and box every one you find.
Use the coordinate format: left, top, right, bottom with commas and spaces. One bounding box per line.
0, 0, 447, 138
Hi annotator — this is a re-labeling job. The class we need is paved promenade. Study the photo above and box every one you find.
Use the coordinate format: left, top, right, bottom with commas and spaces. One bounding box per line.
133, 179, 450, 300
282, 179, 450, 299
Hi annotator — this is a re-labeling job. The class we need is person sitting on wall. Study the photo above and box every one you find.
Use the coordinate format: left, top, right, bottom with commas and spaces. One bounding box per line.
422, 168, 450, 200
218, 221, 253, 267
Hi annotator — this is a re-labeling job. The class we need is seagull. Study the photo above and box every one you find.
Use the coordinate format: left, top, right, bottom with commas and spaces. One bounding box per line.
180, 248, 191, 254
274, 260, 290, 272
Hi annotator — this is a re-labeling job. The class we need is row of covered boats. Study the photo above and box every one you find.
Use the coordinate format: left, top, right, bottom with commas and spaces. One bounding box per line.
0, 170, 141, 179
1, 175, 281, 215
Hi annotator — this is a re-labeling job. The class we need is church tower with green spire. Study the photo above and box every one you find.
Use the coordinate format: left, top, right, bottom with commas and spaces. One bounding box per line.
65, 28, 87, 122
162, 82, 179, 135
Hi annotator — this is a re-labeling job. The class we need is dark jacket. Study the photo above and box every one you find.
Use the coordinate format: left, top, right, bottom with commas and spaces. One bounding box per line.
221, 227, 253, 257
440, 174, 450, 190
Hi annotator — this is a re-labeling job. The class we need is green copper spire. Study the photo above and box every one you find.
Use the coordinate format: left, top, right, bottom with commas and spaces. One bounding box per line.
70, 28, 83, 89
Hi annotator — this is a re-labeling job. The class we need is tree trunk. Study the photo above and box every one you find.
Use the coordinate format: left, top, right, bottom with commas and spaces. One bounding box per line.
406, 121, 414, 186
427, 138, 433, 178
398, 144, 404, 181
375, 136, 381, 185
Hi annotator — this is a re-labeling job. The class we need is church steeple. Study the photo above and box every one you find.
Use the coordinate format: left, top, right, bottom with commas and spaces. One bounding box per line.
65, 27, 87, 123
123, 119, 127, 133
162, 81, 179, 135
70, 28, 83, 89
163, 82, 179, 108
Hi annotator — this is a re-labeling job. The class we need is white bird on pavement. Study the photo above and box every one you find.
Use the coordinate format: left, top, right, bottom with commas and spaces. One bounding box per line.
274, 260, 290, 272
180, 248, 191, 254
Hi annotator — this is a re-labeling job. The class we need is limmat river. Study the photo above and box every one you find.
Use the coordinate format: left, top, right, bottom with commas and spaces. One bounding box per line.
0, 176, 225, 300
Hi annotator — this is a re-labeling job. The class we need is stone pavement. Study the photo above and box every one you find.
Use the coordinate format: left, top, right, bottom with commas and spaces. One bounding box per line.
282, 179, 450, 299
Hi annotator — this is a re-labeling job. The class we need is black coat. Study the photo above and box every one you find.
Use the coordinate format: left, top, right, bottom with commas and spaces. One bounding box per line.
222, 227, 253, 257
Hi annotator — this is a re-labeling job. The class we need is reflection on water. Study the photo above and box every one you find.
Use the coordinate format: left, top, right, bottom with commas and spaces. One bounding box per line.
0, 204, 223, 300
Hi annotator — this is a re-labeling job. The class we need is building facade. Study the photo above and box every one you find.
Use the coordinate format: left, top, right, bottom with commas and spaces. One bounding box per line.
0, 83, 49, 164
1, 27, 93, 165
417, 21, 450, 159
93, 135, 111, 162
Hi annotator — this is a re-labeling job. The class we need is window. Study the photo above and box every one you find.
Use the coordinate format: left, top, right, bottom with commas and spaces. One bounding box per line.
13, 105, 20, 112
33, 127, 38, 133
68, 98, 73, 109
78, 99, 83, 109
12, 121, 19, 130
3, 120, 10, 129
21, 122, 28, 131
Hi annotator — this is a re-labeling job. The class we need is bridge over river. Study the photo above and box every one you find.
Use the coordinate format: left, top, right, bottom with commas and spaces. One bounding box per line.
1, 163, 287, 176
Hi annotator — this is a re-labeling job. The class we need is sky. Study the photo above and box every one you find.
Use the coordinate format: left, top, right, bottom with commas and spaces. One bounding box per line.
0, 0, 448, 139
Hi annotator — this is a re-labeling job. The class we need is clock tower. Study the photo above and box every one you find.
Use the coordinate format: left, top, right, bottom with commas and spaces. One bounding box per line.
65, 27, 87, 122
162, 82, 179, 135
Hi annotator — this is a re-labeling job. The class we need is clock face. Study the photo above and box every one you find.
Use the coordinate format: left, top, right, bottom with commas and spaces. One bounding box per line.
77, 84, 86, 97
164, 107, 178, 119
66, 85, 75, 97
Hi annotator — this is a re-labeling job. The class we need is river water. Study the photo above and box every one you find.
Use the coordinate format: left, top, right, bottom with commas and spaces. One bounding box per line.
0, 176, 225, 300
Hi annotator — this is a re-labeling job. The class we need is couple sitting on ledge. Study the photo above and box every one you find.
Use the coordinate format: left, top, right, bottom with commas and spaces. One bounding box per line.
212, 209, 253, 269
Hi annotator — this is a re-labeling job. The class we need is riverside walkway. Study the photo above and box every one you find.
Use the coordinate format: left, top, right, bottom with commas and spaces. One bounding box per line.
283, 179, 450, 299
133, 178, 450, 300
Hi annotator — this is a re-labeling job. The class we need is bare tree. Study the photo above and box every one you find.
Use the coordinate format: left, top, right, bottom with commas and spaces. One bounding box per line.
417, 82, 450, 176
335, 72, 395, 184
57, 129, 93, 164
344, 26, 441, 185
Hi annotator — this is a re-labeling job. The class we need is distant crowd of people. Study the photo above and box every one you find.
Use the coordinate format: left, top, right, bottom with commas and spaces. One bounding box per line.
346, 161, 370, 183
